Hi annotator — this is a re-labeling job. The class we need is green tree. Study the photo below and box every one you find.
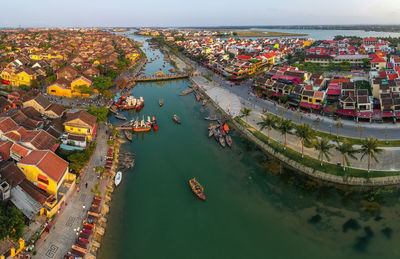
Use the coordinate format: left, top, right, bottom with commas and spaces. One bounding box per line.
362, 58, 371, 69
360, 137, 384, 172
87, 106, 109, 123
335, 141, 359, 171
313, 138, 334, 166
19, 84, 30, 91
239, 107, 252, 123
106, 68, 119, 80
335, 121, 344, 137
102, 90, 115, 99
276, 118, 294, 149
0, 202, 25, 241
257, 114, 276, 141
92, 76, 113, 92
74, 85, 94, 95
295, 123, 314, 157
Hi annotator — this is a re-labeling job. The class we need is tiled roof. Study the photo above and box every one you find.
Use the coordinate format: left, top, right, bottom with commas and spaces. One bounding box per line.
18, 150, 68, 183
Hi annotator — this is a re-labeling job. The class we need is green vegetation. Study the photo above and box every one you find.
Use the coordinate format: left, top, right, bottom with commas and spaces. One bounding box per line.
239, 107, 252, 123
74, 85, 94, 95
275, 118, 294, 148
235, 117, 400, 178
295, 123, 314, 157
335, 141, 359, 170
93, 76, 113, 92
57, 142, 96, 173
87, 106, 109, 123
356, 81, 372, 96
257, 114, 276, 141
202, 75, 212, 82
360, 137, 384, 172
313, 137, 334, 165
0, 201, 25, 241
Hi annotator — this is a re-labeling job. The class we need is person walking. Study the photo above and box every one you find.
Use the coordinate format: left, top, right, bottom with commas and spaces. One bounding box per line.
85, 182, 88, 188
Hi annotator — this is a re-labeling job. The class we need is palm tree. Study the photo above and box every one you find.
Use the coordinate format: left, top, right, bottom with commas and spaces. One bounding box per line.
276, 118, 294, 149
313, 138, 334, 166
335, 121, 343, 137
295, 123, 314, 157
239, 107, 252, 123
360, 137, 383, 172
257, 114, 276, 141
335, 141, 359, 171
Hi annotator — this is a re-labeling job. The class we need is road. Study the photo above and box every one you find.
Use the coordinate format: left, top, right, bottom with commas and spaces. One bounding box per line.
33, 123, 110, 259
183, 56, 400, 140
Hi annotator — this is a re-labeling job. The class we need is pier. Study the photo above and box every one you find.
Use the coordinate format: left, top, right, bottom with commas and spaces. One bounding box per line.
135, 74, 189, 82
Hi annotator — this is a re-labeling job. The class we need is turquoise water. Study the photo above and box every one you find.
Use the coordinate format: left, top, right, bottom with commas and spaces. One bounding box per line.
98, 35, 400, 259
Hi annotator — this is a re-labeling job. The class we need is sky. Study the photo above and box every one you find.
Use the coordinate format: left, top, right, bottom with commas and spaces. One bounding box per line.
1, 0, 400, 27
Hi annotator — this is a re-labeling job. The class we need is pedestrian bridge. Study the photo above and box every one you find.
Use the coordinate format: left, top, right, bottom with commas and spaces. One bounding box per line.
135, 74, 189, 82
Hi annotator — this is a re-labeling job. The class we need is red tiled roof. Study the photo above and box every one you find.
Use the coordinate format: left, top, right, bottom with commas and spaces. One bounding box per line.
0, 141, 12, 161
18, 150, 68, 183
11, 143, 31, 158
299, 102, 322, 110
336, 109, 357, 116
0, 117, 18, 133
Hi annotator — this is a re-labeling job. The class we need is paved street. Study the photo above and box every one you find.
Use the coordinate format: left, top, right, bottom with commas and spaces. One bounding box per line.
33, 124, 109, 259
184, 57, 400, 140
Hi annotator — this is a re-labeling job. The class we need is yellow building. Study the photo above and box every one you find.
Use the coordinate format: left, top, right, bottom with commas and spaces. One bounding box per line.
17, 150, 74, 197
64, 110, 97, 141
0, 67, 37, 87
47, 76, 96, 98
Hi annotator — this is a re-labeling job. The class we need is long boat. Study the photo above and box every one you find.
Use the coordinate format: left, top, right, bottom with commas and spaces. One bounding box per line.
115, 114, 127, 120
172, 114, 181, 124
133, 118, 152, 132
189, 178, 206, 200
159, 99, 164, 106
219, 135, 226, 148
109, 106, 119, 115
124, 130, 132, 141
225, 135, 232, 147
180, 89, 193, 96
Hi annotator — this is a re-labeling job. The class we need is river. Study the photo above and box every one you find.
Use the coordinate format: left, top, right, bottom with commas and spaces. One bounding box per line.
98, 34, 400, 259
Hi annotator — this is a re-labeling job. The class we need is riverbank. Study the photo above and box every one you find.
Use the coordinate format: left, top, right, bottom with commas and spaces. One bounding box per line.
189, 75, 400, 187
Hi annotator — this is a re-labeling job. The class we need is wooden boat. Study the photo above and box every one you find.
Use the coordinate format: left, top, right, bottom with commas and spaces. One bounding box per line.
159, 99, 164, 106
172, 114, 181, 124
133, 118, 151, 132
208, 129, 215, 137
180, 89, 193, 96
214, 129, 220, 141
225, 135, 232, 147
115, 114, 127, 120
109, 106, 119, 114
189, 178, 206, 200
115, 171, 122, 187
195, 93, 201, 101
124, 130, 132, 141
219, 135, 226, 148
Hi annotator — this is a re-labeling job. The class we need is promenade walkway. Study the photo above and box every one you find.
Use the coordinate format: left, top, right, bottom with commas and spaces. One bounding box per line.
191, 74, 400, 171
33, 124, 110, 259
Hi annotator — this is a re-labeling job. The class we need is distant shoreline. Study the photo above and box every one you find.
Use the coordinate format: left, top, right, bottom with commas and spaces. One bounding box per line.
220, 30, 308, 37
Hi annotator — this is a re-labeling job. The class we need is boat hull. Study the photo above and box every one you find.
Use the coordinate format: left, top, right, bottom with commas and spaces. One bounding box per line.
133, 126, 152, 132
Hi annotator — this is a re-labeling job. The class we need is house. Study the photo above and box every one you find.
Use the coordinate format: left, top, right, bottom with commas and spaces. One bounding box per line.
63, 110, 97, 141
304, 54, 333, 66
10, 143, 31, 161
63, 134, 87, 148
0, 140, 12, 161
57, 66, 79, 81
17, 150, 74, 198
82, 66, 100, 78
339, 95, 357, 110
46, 78, 71, 97
44, 104, 65, 119
0, 117, 18, 135
370, 54, 386, 70
23, 94, 51, 114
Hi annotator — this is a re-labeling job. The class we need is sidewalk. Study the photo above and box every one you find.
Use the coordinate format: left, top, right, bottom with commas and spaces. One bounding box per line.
33, 124, 110, 259
192, 74, 400, 171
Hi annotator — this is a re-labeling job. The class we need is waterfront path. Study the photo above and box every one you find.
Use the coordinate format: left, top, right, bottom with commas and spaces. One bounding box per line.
191, 74, 400, 171
33, 124, 110, 259
186, 59, 400, 140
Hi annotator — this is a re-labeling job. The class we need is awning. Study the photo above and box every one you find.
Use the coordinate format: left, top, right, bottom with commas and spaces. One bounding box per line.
357, 111, 373, 118
270, 91, 282, 97
336, 109, 357, 116
382, 111, 394, 117
299, 102, 322, 110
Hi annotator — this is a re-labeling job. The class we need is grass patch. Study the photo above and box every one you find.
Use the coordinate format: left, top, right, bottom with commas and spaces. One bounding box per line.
235, 118, 400, 178
313, 130, 400, 147
203, 75, 212, 82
